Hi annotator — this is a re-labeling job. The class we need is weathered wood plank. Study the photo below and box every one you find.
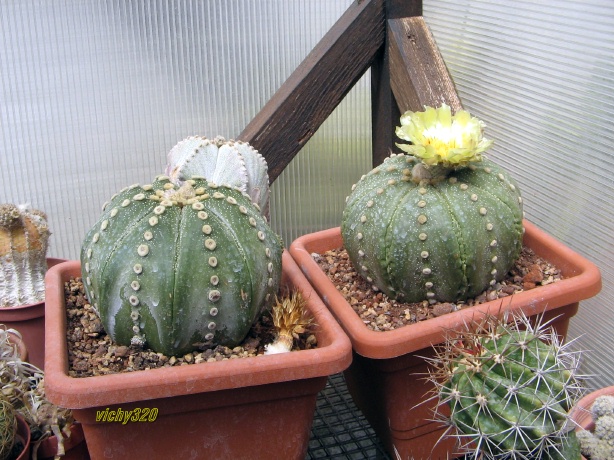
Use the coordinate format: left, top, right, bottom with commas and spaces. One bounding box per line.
371, 45, 401, 167
386, 0, 422, 19
388, 16, 462, 114
239, 0, 386, 182
371, 0, 422, 166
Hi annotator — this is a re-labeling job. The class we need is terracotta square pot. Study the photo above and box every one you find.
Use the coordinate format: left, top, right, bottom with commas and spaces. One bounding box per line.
289, 220, 601, 459
43, 252, 352, 460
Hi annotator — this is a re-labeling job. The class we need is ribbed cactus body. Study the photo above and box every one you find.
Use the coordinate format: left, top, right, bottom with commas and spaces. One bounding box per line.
341, 154, 524, 303
166, 136, 270, 218
434, 315, 583, 459
0, 204, 50, 307
80, 176, 283, 356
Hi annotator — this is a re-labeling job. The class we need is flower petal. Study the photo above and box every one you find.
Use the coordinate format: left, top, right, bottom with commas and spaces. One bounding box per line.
395, 105, 493, 167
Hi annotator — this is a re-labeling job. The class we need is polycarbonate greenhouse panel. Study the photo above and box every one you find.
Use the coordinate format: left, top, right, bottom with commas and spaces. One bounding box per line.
423, 0, 614, 389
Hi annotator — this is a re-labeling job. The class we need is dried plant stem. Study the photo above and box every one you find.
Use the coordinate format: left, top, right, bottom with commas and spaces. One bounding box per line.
0, 326, 74, 459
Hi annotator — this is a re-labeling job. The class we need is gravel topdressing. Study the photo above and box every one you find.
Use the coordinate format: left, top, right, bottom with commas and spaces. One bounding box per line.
63, 244, 561, 376
313, 246, 562, 332
63, 278, 317, 378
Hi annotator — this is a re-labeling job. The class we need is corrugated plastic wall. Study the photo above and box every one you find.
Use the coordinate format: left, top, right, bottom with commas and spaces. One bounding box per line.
0, 0, 370, 258
424, 0, 614, 388
2, 0, 613, 388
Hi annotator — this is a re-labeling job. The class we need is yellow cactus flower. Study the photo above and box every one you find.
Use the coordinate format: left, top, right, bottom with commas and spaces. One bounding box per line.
395, 104, 493, 167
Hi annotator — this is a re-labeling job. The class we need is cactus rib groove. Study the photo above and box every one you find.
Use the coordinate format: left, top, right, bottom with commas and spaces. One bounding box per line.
0, 203, 50, 308
165, 136, 270, 218
341, 153, 524, 303
427, 312, 585, 460
80, 176, 283, 356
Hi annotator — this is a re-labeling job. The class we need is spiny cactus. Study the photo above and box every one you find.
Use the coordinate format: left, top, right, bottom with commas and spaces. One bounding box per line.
428, 312, 585, 460
577, 395, 614, 460
341, 104, 524, 303
165, 136, 270, 218
80, 175, 283, 356
264, 291, 314, 355
0, 203, 50, 307
0, 399, 17, 460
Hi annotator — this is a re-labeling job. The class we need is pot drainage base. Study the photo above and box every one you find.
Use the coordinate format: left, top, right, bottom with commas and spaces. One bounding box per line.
307, 373, 391, 459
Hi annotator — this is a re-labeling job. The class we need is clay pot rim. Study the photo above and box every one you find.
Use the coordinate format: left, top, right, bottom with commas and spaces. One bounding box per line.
43, 251, 352, 409
14, 413, 32, 460
571, 385, 614, 433
289, 219, 602, 359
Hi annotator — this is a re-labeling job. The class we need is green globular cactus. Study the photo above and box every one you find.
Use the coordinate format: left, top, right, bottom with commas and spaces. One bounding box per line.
165, 136, 270, 219
0, 204, 50, 307
341, 105, 524, 303
577, 395, 614, 460
80, 176, 283, 356
0, 399, 17, 460
428, 312, 585, 460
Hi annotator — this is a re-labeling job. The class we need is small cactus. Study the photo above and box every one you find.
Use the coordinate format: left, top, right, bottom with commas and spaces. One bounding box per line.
341, 105, 524, 303
0, 204, 50, 307
428, 312, 585, 459
577, 395, 614, 460
165, 136, 270, 218
80, 175, 283, 356
0, 399, 17, 460
264, 291, 314, 355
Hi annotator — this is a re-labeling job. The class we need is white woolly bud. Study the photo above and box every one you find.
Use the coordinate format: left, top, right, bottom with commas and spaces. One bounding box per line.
264, 341, 291, 355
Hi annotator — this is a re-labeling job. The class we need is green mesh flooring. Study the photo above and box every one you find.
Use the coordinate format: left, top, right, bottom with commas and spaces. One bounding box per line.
307, 373, 391, 459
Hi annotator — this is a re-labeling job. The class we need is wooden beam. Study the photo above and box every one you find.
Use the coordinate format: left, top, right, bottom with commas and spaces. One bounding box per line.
371, 45, 400, 167
388, 16, 462, 114
371, 0, 422, 166
239, 0, 386, 182
386, 0, 422, 19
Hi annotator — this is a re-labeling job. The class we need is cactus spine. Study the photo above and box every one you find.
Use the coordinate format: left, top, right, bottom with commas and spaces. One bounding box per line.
428, 312, 584, 459
0, 204, 50, 307
0, 399, 17, 460
80, 176, 283, 356
341, 105, 523, 303
166, 136, 270, 218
